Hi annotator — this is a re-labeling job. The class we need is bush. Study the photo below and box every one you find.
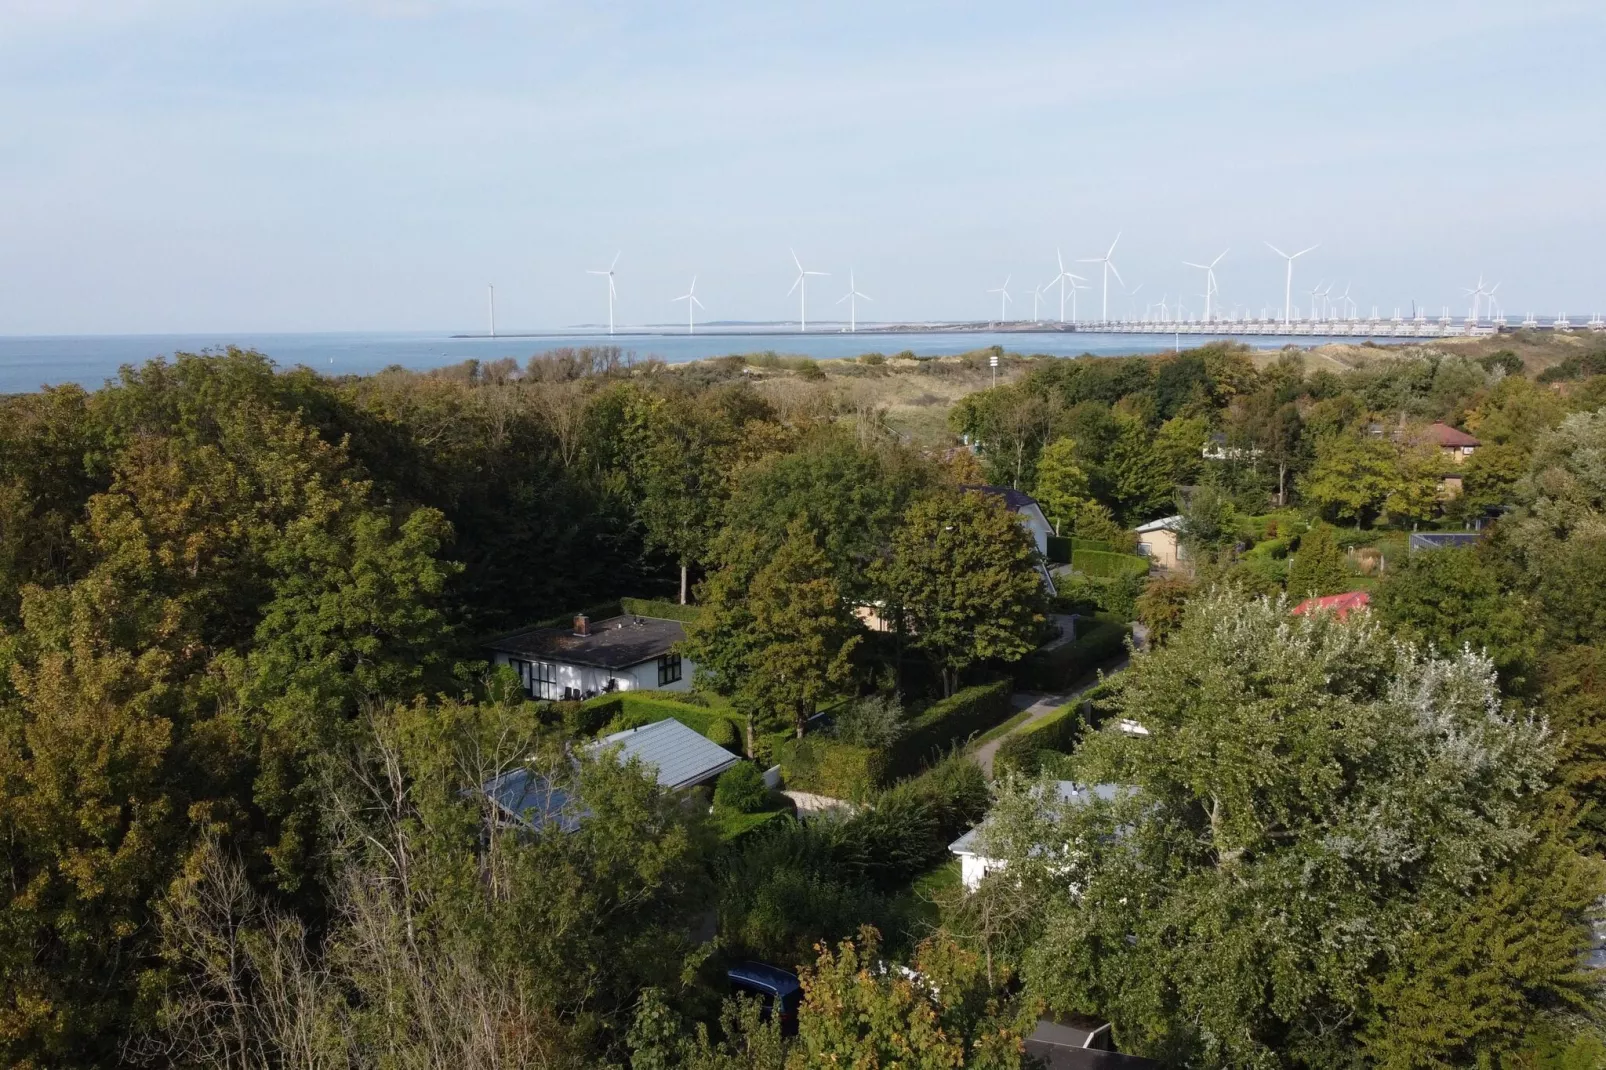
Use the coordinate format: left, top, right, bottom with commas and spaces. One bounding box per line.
1055, 573, 1145, 620
589, 692, 741, 741
993, 701, 1084, 778
619, 596, 701, 623
1071, 536, 1116, 553
705, 717, 738, 750
558, 698, 617, 737
778, 736, 888, 801
714, 763, 769, 814
888, 680, 1013, 778
831, 694, 907, 749
1071, 548, 1152, 579
1046, 534, 1072, 565
1015, 617, 1129, 691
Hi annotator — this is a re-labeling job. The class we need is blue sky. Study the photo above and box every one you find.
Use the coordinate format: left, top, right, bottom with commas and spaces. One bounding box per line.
0, 0, 1601, 333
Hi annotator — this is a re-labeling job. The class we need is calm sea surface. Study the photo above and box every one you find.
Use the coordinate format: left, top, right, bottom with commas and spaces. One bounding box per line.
0, 328, 1343, 394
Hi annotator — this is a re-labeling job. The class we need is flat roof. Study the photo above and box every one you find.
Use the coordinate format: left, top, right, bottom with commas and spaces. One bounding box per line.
593, 717, 740, 791
487, 614, 685, 669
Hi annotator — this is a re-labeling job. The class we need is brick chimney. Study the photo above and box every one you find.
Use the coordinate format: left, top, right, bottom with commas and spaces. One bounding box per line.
573, 614, 590, 637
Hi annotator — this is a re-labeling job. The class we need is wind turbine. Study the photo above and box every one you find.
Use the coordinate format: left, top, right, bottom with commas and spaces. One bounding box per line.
1462, 274, 1495, 322
1307, 281, 1325, 322
1336, 282, 1355, 320
1156, 293, 1170, 321
837, 270, 872, 332
587, 252, 620, 335
1027, 282, 1046, 323
1077, 233, 1124, 323
787, 249, 828, 332
1123, 281, 1145, 321
673, 276, 704, 335
1045, 249, 1087, 324
987, 275, 1013, 323
1182, 249, 1228, 321
1265, 242, 1318, 327
1070, 277, 1089, 323
487, 283, 496, 338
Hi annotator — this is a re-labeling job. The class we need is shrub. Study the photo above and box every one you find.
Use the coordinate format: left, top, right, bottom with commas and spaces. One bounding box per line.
888, 680, 1013, 778
559, 698, 617, 737
1055, 573, 1145, 620
619, 596, 701, 623
778, 736, 888, 801
1071, 548, 1152, 579
714, 763, 769, 814
1071, 536, 1116, 553
589, 692, 741, 740
1046, 534, 1072, 564
705, 717, 739, 750
1015, 617, 1129, 691
859, 352, 886, 365
993, 701, 1084, 778
831, 694, 907, 749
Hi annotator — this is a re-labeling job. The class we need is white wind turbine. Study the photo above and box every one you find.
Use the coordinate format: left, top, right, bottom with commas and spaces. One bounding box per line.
837, 270, 872, 332
1307, 281, 1325, 322
1336, 282, 1355, 320
1182, 249, 1228, 321
1123, 281, 1145, 321
587, 253, 620, 335
787, 249, 828, 332
1077, 233, 1124, 323
1045, 249, 1088, 324
1265, 242, 1318, 327
673, 276, 704, 335
1027, 282, 1046, 323
987, 275, 1014, 323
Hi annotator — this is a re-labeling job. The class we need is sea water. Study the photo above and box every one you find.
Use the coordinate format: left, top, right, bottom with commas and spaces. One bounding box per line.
0, 328, 1332, 394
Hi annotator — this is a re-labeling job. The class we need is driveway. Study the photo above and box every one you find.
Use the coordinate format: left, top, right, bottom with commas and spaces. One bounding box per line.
972, 662, 1128, 777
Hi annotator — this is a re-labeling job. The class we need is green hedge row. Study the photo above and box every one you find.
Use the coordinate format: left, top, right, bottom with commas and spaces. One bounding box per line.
1015, 617, 1129, 691
1048, 536, 1120, 565
585, 691, 743, 742
993, 700, 1084, 777
888, 680, 1014, 779
1071, 548, 1152, 579
777, 736, 888, 801
620, 597, 701, 623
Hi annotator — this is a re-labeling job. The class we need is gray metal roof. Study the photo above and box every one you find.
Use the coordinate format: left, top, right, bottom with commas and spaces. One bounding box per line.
1408, 531, 1483, 552
950, 782, 1125, 856
487, 614, 685, 669
592, 718, 740, 791
480, 767, 587, 834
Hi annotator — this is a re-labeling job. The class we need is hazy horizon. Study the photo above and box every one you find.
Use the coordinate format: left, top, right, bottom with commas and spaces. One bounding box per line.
2, 0, 1602, 335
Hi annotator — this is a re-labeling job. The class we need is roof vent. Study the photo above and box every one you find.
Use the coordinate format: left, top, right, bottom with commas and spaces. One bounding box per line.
573, 614, 590, 637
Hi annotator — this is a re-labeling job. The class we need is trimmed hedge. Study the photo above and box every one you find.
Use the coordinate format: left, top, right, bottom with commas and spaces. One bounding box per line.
777, 736, 888, 801
993, 700, 1084, 777
620, 597, 701, 623
535, 599, 622, 630
888, 680, 1014, 778
1071, 536, 1116, 553
585, 691, 743, 741
1071, 548, 1152, 579
1016, 617, 1129, 691
1046, 534, 1072, 565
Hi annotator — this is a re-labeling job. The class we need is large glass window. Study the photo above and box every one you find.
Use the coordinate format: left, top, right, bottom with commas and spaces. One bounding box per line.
530, 660, 558, 700
657, 653, 683, 687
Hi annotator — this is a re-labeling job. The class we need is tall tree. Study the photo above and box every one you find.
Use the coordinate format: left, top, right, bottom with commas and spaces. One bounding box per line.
1031, 437, 1091, 535
1300, 433, 1399, 524
875, 490, 1047, 696
1009, 591, 1600, 1069
1285, 521, 1349, 599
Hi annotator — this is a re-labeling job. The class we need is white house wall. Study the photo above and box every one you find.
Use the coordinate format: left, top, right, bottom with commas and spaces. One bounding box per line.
493, 652, 696, 700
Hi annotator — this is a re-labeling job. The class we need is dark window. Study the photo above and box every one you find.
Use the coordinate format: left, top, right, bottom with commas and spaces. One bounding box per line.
657, 653, 683, 687
530, 660, 558, 700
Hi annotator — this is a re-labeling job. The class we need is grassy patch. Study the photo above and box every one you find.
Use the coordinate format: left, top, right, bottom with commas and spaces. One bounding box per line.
713, 807, 787, 843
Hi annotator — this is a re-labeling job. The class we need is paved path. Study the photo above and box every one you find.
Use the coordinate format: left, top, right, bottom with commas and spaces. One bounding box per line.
972, 661, 1128, 777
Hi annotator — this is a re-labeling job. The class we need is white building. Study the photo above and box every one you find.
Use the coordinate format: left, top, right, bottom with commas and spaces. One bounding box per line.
949, 781, 1124, 891
488, 612, 695, 701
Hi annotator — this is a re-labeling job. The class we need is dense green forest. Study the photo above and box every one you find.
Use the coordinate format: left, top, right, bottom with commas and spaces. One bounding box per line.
2, 339, 1605, 1068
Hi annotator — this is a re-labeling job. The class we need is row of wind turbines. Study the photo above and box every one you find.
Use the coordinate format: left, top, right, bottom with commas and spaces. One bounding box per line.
484, 240, 1507, 337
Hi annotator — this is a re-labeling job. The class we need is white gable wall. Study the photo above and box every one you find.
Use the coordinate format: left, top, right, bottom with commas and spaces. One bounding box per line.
493, 651, 696, 701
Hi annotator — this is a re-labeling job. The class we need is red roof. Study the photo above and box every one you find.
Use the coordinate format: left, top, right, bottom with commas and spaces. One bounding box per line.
1424, 422, 1481, 448
1291, 591, 1371, 619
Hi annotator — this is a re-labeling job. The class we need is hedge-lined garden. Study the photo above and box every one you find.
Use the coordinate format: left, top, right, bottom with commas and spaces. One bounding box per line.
1015, 616, 1129, 691
1069, 547, 1152, 579
778, 680, 1014, 800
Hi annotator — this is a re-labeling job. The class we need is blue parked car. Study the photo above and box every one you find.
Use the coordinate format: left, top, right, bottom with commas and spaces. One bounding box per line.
726, 961, 802, 1035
